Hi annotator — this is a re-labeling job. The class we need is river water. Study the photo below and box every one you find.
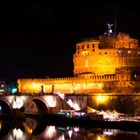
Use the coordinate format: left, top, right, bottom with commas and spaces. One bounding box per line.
0, 118, 140, 140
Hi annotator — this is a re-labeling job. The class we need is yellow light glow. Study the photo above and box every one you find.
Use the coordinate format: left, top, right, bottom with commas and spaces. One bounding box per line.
98, 136, 101, 140
97, 135, 106, 140
0, 121, 2, 130
96, 95, 108, 104
25, 126, 33, 134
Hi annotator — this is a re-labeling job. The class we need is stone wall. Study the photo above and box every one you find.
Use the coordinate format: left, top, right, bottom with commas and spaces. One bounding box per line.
88, 95, 140, 115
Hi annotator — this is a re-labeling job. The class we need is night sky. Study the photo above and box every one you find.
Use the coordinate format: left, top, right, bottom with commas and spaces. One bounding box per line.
0, 2, 140, 79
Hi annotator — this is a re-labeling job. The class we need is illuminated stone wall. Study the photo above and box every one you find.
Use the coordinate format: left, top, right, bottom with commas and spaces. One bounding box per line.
73, 32, 140, 76
88, 95, 140, 115
17, 73, 140, 94
17, 78, 104, 94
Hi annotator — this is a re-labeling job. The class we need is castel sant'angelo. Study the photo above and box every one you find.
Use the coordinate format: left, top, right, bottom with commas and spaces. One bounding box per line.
18, 26, 140, 115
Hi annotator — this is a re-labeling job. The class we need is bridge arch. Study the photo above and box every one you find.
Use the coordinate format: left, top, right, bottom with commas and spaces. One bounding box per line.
23, 97, 49, 114
0, 98, 13, 115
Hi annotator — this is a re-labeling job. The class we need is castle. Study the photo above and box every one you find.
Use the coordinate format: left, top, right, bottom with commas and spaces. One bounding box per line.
17, 31, 140, 114
17, 32, 140, 95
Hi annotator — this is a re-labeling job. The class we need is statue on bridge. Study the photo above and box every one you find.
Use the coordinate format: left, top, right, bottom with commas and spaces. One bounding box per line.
40, 85, 44, 94
51, 84, 54, 94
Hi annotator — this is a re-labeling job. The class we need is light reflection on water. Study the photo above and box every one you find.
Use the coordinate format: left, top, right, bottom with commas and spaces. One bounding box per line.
0, 118, 140, 140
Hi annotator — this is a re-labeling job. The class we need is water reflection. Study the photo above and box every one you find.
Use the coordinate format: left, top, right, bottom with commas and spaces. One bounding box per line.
0, 118, 140, 140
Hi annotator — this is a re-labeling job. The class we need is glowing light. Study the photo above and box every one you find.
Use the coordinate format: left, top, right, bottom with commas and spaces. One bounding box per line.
26, 127, 33, 134
12, 88, 17, 93
68, 130, 73, 138
13, 128, 23, 139
98, 110, 121, 121
44, 96, 57, 107
109, 29, 112, 33
12, 96, 25, 109
87, 106, 98, 113
103, 130, 113, 136
56, 91, 65, 100
103, 129, 119, 136
96, 95, 108, 104
118, 50, 122, 54
58, 134, 65, 140
44, 126, 57, 139
0, 121, 2, 130
97, 135, 106, 140
67, 99, 80, 111
97, 135, 101, 140
97, 96, 104, 102
73, 127, 79, 132
0, 89, 4, 92
23, 122, 33, 134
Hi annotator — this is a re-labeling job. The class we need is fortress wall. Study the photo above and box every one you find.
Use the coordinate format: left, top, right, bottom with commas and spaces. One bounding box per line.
88, 95, 140, 115
17, 75, 140, 94
17, 73, 119, 94
74, 48, 140, 75
17, 78, 105, 94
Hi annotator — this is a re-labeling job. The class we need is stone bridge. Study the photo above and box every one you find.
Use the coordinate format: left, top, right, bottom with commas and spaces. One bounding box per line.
0, 94, 88, 115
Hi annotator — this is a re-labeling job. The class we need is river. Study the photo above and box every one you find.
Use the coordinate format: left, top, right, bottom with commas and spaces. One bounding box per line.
0, 117, 140, 140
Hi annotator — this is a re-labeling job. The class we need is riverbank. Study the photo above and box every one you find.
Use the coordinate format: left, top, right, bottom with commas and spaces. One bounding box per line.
1, 113, 140, 131
24, 113, 140, 131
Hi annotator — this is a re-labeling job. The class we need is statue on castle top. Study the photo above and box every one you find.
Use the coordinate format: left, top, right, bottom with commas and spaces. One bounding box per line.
107, 23, 113, 34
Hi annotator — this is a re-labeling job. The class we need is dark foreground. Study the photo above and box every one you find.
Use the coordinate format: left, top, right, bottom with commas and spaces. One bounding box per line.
1, 113, 140, 132
36, 114, 140, 131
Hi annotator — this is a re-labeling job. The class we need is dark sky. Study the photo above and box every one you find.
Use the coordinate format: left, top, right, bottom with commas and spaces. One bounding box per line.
0, 2, 140, 79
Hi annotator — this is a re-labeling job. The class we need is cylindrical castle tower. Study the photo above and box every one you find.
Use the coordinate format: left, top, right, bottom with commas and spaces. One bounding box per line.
73, 32, 140, 77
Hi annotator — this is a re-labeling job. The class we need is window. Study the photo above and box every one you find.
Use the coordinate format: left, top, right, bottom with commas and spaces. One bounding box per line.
92, 44, 95, 48
82, 45, 84, 49
87, 44, 89, 48
117, 51, 122, 54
